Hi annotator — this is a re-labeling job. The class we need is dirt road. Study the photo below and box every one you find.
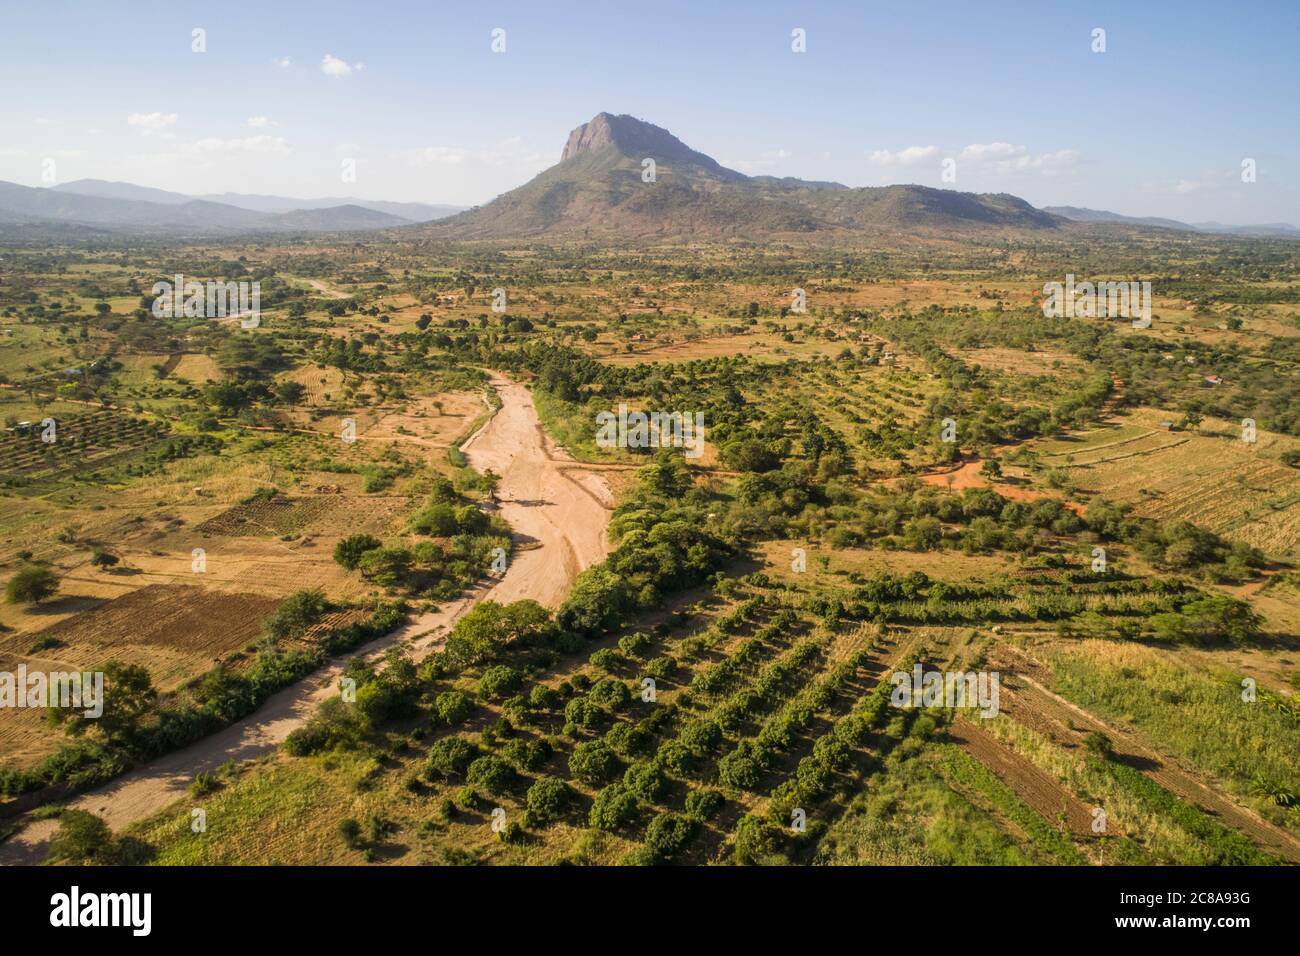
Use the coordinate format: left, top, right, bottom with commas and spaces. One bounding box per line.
0, 373, 612, 865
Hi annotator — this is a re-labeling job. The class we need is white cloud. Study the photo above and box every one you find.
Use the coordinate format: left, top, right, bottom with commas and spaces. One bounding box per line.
957, 142, 1078, 176
272, 56, 291, 68
187, 135, 290, 155
34, 117, 63, 127
127, 112, 178, 136
246, 116, 278, 128
321, 53, 364, 77
867, 145, 940, 166
1174, 178, 1205, 194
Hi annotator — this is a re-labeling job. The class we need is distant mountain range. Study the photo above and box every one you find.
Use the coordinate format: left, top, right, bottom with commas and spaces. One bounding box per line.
424, 112, 1062, 239
1, 116, 1295, 242
0, 178, 464, 237
1043, 205, 1300, 238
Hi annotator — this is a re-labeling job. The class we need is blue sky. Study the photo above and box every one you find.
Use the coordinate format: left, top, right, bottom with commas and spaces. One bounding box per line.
1, 0, 1296, 222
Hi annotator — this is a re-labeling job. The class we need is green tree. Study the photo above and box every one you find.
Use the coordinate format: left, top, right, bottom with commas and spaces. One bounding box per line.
333, 534, 381, 570
6, 565, 59, 604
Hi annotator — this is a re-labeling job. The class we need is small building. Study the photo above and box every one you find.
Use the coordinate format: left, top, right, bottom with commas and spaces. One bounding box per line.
1204, 375, 1223, 386
1158, 421, 1176, 432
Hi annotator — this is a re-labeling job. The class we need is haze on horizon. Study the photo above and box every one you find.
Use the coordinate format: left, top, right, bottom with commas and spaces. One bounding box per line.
1, 0, 1296, 225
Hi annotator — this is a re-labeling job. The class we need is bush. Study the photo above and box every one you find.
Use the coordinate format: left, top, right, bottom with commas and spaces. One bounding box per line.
427, 736, 478, 778
589, 648, 621, 672
643, 811, 698, 863
643, 656, 678, 681
466, 755, 516, 795
502, 736, 551, 772
623, 761, 668, 803
6, 565, 59, 604
410, 501, 460, 536
434, 690, 473, 726
564, 696, 611, 731
338, 818, 362, 848
679, 719, 723, 754
478, 665, 523, 700
90, 549, 120, 570
618, 632, 651, 658
524, 776, 571, 826
588, 678, 632, 711
528, 684, 561, 710
267, 589, 328, 639
718, 744, 763, 790
45, 810, 114, 864
588, 782, 639, 831
732, 813, 786, 865
604, 722, 649, 757
334, 534, 382, 570
684, 788, 724, 821
568, 741, 620, 786
655, 741, 695, 776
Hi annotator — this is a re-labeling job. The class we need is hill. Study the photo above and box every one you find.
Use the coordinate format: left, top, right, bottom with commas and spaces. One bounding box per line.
0, 181, 415, 236
426, 112, 1065, 240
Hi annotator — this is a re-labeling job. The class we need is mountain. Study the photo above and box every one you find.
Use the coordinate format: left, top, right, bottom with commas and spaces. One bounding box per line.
1045, 205, 1300, 238
0, 181, 267, 231
427, 112, 1064, 240
265, 204, 410, 230
1190, 221, 1300, 238
194, 192, 463, 222
1042, 206, 1196, 231
52, 179, 192, 205
0, 181, 419, 235
54, 179, 461, 222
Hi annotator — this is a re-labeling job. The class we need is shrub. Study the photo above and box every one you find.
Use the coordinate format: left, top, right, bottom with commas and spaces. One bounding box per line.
718, 744, 763, 790
338, 818, 362, 848
478, 665, 523, 700
644, 811, 698, 863
6, 565, 59, 604
267, 589, 328, 639
528, 684, 561, 710
427, 736, 478, 778
189, 772, 218, 796
618, 632, 651, 658
643, 656, 678, 681
524, 776, 571, 826
334, 534, 382, 570
45, 810, 113, 864
679, 719, 723, 754
604, 722, 649, 757
655, 741, 695, 776
813, 735, 852, 771
435, 690, 473, 726
564, 696, 611, 731
502, 736, 551, 772
623, 761, 668, 803
90, 549, 120, 570
684, 788, 724, 821
732, 813, 785, 865
588, 678, 632, 711
466, 755, 516, 795
568, 741, 620, 786
410, 502, 459, 536
589, 648, 621, 672
588, 782, 639, 831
